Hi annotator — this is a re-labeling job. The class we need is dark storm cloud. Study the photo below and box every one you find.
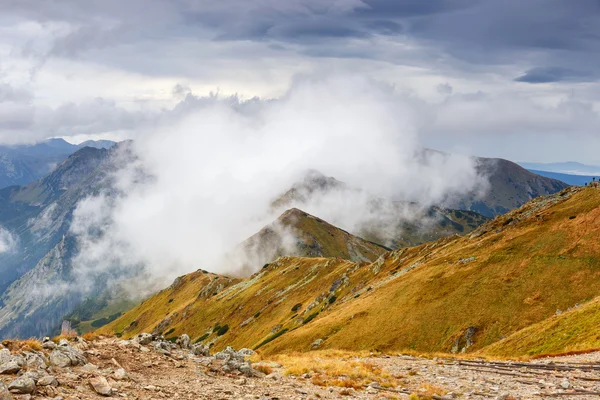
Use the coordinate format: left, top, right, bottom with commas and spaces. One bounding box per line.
515, 67, 594, 84
2, 0, 599, 81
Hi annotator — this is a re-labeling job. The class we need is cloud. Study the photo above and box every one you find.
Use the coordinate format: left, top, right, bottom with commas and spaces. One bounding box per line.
68, 75, 487, 291
0, 95, 156, 145
0, 227, 17, 254
515, 67, 594, 84
3, 0, 599, 82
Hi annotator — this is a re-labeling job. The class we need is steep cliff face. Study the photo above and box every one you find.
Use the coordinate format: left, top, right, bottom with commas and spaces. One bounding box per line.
0, 237, 82, 338
0, 144, 130, 338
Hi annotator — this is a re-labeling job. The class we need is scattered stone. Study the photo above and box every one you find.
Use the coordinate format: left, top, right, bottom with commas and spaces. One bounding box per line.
191, 343, 210, 356
560, 378, 571, 389
49, 346, 87, 368
23, 351, 48, 369
114, 368, 128, 380
42, 340, 57, 350
0, 382, 10, 400
7, 377, 35, 394
37, 375, 59, 387
176, 334, 190, 349
238, 348, 256, 357
153, 341, 171, 355
89, 376, 112, 396
266, 372, 282, 381
0, 361, 20, 374
134, 333, 153, 345
311, 338, 324, 349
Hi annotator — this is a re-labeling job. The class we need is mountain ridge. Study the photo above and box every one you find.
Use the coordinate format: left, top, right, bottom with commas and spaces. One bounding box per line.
101, 186, 600, 357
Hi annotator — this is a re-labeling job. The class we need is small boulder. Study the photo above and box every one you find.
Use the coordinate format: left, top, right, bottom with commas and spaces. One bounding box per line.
37, 375, 58, 387
191, 344, 210, 356
153, 341, 171, 355
24, 352, 47, 369
238, 348, 255, 357
176, 334, 190, 349
49, 346, 87, 368
134, 333, 153, 345
311, 338, 324, 349
89, 376, 112, 396
0, 361, 20, 375
8, 377, 35, 394
114, 368, 128, 380
0, 382, 10, 400
42, 341, 57, 350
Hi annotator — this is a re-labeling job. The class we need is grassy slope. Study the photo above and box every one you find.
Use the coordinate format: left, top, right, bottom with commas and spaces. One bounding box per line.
481, 296, 600, 358
101, 187, 600, 356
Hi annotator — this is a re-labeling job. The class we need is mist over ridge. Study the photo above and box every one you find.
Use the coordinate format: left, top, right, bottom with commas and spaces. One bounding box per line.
69, 75, 488, 289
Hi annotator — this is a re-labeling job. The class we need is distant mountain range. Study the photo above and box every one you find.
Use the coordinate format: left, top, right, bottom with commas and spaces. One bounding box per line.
519, 161, 600, 176
526, 170, 594, 186
0, 138, 115, 190
0, 144, 573, 338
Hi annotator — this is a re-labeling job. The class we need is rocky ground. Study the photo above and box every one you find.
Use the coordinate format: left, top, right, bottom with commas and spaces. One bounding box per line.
2, 334, 600, 399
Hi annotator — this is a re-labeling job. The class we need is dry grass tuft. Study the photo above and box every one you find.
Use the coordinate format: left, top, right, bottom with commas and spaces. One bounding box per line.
52, 332, 77, 343
254, 364, 273, 375
83, 332, 102, 341
19, 338, 43, 351
1, 338, 43, 352
418, 383, 447, 398
269, 351, 400, 390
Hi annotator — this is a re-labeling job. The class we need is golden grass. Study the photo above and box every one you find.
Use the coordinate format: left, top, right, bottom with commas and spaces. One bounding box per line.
254, 364, 273, 375
481, 295, 600, 358
82, 332, 103, 341
98, 187, 600, 359
52, 332, 78, 343
2, 338, 43, 352
267, 350, 400, 390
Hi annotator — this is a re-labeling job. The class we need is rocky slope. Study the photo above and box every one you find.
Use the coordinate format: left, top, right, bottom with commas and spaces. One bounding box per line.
102, 187, 600, 357
0, 144, 130, 338
3, 334, 600, 399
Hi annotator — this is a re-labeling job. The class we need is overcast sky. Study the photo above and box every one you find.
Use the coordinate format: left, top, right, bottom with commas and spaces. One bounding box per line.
0, 0, 599, 163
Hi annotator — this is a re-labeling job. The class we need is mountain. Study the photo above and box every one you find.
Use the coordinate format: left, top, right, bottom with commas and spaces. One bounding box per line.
272, 170, 489, 249
0, 146, 111, 292
226, 208, 389, 275
100, 186, 600, 356
519, 161, 600, 176
61, 208, 389, 335
455, 156, 570, 217
526, 169, 594, 186
0, 138, 116, 190
0, 144, 127, 338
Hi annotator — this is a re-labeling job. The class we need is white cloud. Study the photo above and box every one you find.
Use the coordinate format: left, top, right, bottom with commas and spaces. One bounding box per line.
0, 227, 16, 254
69, 75, 487, 291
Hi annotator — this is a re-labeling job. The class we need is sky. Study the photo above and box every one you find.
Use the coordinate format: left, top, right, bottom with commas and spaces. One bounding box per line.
0, 0, 599, 163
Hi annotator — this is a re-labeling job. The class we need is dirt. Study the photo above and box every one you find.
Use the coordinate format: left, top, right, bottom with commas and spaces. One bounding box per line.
4, 338, 600, 399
